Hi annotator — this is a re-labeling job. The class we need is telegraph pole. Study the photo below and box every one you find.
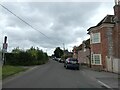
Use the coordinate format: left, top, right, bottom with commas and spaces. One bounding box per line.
63, 43, 65, 51
63, 43, 65, 60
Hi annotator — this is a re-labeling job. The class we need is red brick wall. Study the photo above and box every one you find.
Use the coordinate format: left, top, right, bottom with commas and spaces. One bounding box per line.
114, 5, 120, 22
90, 27, 110, 69
113, 4, 120, 59
90, 29, 102, 69
101, 27, 109, 69
113, 23, 120, 58
91, 44, 101, 54
78, 49, 90, 64
90, 29, 102, 54
91, 65, 103, 71
118, 23, 120, 58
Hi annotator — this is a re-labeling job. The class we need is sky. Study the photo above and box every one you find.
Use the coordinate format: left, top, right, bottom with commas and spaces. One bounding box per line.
0, 0, 115, 55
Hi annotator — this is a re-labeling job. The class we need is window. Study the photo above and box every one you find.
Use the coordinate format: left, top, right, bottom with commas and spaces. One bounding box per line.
91, 33, 100, 44
91, 54, 94, 64
91, 54, 101, 65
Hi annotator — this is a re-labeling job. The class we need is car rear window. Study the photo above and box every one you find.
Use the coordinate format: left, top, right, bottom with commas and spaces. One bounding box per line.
69, 58, 78, 61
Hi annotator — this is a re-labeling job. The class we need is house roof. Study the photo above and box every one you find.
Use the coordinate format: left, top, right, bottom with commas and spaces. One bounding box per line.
73, 38, 90, 52
97, 15, 114, 26
87, 15, 115, 32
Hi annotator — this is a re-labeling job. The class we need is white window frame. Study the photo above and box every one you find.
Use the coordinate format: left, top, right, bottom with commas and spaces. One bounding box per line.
91, 33, 101, 44
91, 54, 102, 65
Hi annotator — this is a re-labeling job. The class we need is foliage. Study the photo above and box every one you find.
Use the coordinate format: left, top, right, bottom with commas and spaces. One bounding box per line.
12, 47, 22, 53
61, 50, 73, 60
84, 39, 90, 49
73, 38, 90, 52
54, 47, 63, 58
5, 47, 49, 66
61, 54, 72, 60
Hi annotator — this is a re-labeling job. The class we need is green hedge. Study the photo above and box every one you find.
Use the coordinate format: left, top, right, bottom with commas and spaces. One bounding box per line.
5, 47, 49, 66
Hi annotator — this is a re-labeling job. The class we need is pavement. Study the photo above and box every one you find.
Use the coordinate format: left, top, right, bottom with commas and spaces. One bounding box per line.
81, 66, 119, 89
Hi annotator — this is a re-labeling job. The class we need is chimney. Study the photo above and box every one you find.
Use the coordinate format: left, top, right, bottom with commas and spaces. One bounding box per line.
114, 0, 120, 23
119, 0, 120, 5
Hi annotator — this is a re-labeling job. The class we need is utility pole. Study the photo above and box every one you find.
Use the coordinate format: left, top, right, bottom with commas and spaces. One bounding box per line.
63, 43, 65, 60
63, 43, 65, 51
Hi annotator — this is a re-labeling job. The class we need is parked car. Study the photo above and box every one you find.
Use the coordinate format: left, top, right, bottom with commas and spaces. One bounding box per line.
64, 58, 79, 70
59, 58, 64, 63
55, 58, 61, 62
52, 57, 57, 61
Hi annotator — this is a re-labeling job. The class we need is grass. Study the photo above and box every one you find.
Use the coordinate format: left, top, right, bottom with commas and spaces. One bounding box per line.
2, 65, 28, 79
0, 66, 2, 80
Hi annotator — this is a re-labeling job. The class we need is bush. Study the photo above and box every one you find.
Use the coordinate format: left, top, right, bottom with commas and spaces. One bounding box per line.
5, 47, 49, 66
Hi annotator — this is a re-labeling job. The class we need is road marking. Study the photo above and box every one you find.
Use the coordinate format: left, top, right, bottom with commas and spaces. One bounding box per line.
97, 80, 113, 90
81, 69, 116, 89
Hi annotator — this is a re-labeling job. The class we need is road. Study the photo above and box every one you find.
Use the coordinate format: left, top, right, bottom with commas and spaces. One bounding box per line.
2, 59, 104, 88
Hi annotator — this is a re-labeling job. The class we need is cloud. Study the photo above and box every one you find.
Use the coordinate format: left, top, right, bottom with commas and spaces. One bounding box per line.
0, 1, 114, 55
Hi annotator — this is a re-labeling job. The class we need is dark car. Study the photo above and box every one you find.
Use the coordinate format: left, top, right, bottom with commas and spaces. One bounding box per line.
59, 58, 64, 63
64, 58, 79, 70
52, 57, 57, 61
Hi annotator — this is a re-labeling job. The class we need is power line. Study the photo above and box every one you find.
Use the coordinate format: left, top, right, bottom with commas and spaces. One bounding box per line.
0, 3, 62, 44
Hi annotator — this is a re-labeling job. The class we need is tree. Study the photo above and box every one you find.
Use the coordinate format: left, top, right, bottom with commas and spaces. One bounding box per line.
72, 38, 90, 52
26, 46, 37, 60
12, 47, 22, 53
84, 39, 90, 49
54, 47, 63, 58
6, 46, 49, 66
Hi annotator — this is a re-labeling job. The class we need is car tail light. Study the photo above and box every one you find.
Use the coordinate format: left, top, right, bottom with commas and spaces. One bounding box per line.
67, 61, 70, 63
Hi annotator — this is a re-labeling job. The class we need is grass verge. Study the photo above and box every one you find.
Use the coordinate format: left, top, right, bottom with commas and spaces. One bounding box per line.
0, 66, 2, 80
2, 65, 28, 79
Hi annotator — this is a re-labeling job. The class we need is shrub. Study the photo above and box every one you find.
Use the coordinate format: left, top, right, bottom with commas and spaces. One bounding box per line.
5, 47, 49, 66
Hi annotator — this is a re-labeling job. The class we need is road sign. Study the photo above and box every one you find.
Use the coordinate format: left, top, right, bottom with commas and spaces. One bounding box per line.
2, 43, 8, 53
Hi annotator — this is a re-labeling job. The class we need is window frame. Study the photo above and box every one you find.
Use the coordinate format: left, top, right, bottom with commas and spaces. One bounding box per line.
91, 32, 101, 44
91, 54, 102, 65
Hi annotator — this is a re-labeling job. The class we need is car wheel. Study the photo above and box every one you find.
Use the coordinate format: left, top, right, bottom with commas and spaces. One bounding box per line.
64, 64, 66, 67
77, 67, 79, 70
65, 65, 68, 69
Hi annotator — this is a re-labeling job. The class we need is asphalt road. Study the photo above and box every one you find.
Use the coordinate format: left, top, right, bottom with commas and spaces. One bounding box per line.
2, 59, 104, 88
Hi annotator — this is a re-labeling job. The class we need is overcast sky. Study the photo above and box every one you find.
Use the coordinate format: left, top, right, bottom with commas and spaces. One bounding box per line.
0, 0, 114, 55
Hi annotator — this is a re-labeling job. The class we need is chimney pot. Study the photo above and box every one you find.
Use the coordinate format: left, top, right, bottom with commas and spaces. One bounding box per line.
119, 1, 120, 5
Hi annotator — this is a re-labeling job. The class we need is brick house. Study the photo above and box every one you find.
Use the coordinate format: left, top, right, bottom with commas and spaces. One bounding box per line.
87, 1, 120, 72
78, 48, 90, 66
73, 39, 91, 66
78, 39, 90, 66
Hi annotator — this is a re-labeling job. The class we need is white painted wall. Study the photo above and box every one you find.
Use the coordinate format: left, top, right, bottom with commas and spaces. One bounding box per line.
106, 56, 120, 74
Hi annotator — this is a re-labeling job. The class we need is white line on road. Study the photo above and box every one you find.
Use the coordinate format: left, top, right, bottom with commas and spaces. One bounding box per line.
81, 69, 115, 89
97, 80, 113, 90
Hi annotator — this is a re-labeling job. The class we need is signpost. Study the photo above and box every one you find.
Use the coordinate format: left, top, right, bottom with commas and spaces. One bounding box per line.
2, 36, 8, 65
2, 43, 8, 53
